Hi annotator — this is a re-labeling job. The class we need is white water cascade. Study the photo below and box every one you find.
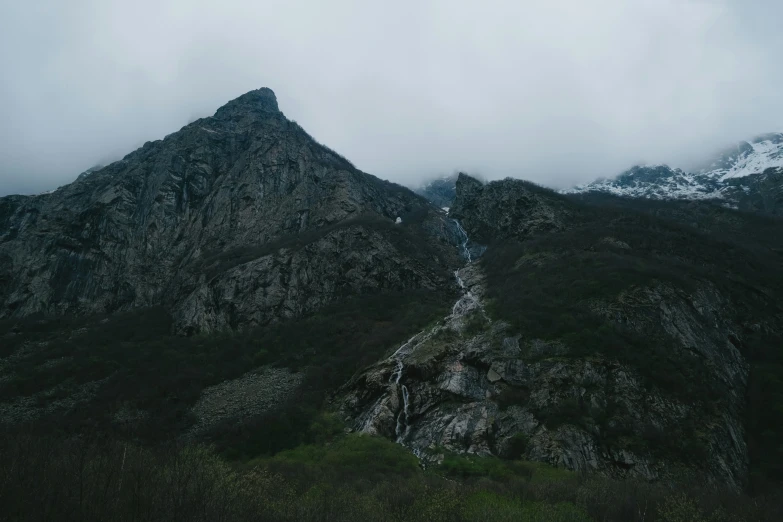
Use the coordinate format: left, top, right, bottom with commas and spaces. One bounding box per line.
395, 384, 410, 441
384, 219, 479, 446
452, 219, 472, 262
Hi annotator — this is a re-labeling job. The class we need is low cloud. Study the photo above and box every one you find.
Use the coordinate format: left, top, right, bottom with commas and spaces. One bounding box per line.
1, 0, 782, 195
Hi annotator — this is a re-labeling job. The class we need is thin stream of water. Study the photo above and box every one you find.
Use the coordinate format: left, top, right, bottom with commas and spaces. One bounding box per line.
391, 219, 475, 445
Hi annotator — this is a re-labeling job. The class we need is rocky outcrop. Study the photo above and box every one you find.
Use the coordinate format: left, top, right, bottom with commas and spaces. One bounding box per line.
0, 88, 460, 331
342, 267, 749, 489
725, 167, 783, 216
3, 88, 778, 492
450, 173, 578, 243
341, 174, 772, 491
341, 263, 491, 446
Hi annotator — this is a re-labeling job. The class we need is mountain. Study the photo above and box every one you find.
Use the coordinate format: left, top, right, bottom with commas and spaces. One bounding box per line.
696, 132, 783, 180
0, 88, 461, 333
414, 174, 459, 208
343, 173, 783, 490
2, 91, 783, 517
565, 133, 783, 216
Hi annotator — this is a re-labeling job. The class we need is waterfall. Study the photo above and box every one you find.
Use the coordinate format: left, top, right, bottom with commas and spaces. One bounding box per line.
453, 219, 472, 263
395, 384, 410, 442
454, 270, 465, 289
365, 218, 480, 448
390, 360, 403, 384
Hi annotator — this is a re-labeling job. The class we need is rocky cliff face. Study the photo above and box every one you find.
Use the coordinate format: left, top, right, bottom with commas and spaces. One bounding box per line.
0, 89, 460, 332
342, 275, 749, 488
449, 173, 578, 243
4, 89, 781, 492
724, 167, 783, 216
343, 174, 783, 491
415, 174, 458, 209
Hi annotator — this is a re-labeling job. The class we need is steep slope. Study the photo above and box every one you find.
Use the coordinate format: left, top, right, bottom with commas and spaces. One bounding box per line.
723, 167, 783, 216
0, 89, 460, 333
343, 173, 783, 490
698, 132, 783, 181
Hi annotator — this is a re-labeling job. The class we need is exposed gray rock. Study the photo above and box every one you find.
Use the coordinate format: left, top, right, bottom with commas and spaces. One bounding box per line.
342, 274, 750, 489
0, 88, 460, 332
187, 367, 303, 437
450, 173, 576, 243
724, 167, 783, 216
341, 175, 759, 491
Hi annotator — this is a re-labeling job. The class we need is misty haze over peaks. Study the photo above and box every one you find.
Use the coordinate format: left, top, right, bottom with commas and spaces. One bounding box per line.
1, 1, 782, 196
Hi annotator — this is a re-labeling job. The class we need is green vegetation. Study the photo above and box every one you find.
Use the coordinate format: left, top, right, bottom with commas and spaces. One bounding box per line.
0, 289, 451, 454
1, 429, 778, 521
3, 182, 783, 517
481, 191, 783, 490
496, 385, 531, 411
195, 210, 450, 282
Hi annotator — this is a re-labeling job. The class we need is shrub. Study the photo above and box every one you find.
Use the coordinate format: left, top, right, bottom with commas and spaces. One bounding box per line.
2, 429, 781, 522
0, 289, 451, 455
271, 434, 420, 480
504, 432, 530, 459
496, 386, 531, 410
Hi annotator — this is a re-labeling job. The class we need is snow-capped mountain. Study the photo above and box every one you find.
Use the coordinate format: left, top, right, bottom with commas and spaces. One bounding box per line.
565, 133, 783, 214
567, 164, 725, 200
698, 132, 783, 181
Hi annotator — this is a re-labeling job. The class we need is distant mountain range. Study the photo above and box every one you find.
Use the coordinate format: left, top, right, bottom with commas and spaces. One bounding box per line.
414, 133, 783, 217
563, 133, 783, 215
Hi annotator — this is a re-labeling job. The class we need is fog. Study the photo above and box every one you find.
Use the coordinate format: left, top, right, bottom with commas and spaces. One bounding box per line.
1, 0, 782, 196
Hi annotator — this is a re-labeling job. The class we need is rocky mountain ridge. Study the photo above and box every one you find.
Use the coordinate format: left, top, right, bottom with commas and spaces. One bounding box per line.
564, 133, 783, 215
0, 88, 461, 332
2, 90, 782, 495
413, 133, 783, 217
342, 172, 783, 490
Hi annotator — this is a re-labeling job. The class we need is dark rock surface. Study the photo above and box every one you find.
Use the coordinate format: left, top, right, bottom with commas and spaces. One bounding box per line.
450, 173, 576, 243
342, 265, 751, 490
725, 167, 783, 216
187, 367, 304, 437
3, 88, 782, 493
415, 174, 458, 208
0, 88, 460, 332
342, 173, 783, 491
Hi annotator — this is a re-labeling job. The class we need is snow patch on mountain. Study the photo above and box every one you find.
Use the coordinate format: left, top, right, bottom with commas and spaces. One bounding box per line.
713, 136, 783, 181
565, 133, 783, 202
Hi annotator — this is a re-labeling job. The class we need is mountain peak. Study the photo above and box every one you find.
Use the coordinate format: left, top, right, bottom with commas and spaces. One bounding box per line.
564, 131, 783, 210
213, 87, 280, 121
751, 132, 783, 145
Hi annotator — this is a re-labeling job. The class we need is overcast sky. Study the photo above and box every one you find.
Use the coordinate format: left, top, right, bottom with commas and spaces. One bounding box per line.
1, 0, 782, 196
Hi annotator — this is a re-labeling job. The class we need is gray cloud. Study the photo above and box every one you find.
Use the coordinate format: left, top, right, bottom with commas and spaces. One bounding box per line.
1, 0, 782, 196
